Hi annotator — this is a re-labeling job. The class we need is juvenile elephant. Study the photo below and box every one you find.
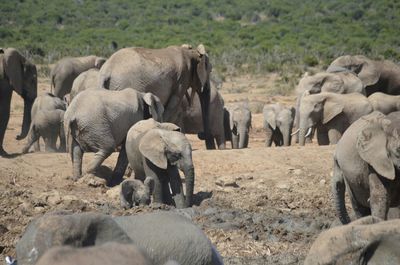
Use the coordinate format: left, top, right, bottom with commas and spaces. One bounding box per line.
51, 55, 106, 99
333, 111, 400, 224
298, 91, 373, 145
368, 92, 400, 115
64, 89, 164, 185
262, 103, 295, 147
224, 104, 252, 149
178, 85, 225, 149
69, 68, 102, 102
99, 44, 214, 149
0, 48, 37, 156
124, 119, 195, 208
327, 55, 400, 96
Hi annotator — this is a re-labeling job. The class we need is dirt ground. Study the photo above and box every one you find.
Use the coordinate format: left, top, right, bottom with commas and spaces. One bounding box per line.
0, 75, 338, 264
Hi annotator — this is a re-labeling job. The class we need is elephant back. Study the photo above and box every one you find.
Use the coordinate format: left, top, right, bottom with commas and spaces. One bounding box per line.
0, 53, 4, 80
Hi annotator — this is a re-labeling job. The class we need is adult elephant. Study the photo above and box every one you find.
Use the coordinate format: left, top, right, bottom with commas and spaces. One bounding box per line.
327, 55, 400, 96
333, 111, 400, 224
263, 103, 295, 147
0, 48, 37, 157
99, 44, 213, 149
298, 91, 373, 145
51, 55, 106, 99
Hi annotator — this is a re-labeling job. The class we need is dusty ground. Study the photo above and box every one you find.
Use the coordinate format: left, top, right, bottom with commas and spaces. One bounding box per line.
0, 75, 338, 264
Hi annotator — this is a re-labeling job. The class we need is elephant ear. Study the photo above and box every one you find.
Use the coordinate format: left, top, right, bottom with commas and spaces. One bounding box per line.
265, 110, 277, 130
143, 93, 164, 122
139, 129, 168, 169
322, 98, 344, 124
4, 48, 24, 95
321, 74, 345, 94
357, 125, 395, 180
160, 122, 181, 132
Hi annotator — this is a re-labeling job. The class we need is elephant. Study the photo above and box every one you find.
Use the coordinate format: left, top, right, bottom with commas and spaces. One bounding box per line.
224, 104, 252, 149
332, 111, 400, 224
64, 88, 164, 185
262, 103, 295, 147
297, 91, 373, 145
0, 48, 37, 157
120, 178, 154, 209
16, 211, 223, 265
35, 243, 155, 265
69, 68, 102, 102
99, 44, 214, 149
178, 85, 225, 149
305, 216, 400, 265
50, 55, 106, 99
327, 55, 400, 96
368, 92, 400, 115
124, 119, 195, 208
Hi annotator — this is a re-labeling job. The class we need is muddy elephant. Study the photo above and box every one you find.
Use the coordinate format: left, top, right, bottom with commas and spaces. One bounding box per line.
332, 111, 400, 224
368, 92, 400, 115
0, 48, 37, 156
263, 103, 295, 147
327, 55, 400, 96
69, 68, 102, 102
305, 216, 400, 265
124, 119, 194, 208
64, 89, 164, 185
51, 55, 106, 99
298, 91, 373, 145
224, 104, 252, 149
178, 85, 225, 149
16, 211, 223, 265
99, 44, 214, 149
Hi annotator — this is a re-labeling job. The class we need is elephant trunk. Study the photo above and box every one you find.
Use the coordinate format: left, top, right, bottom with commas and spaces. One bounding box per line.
281, 126, 292, 146
17, 98, 34, 140
238, 127, 249, 149
199, 80, 213, 149
332, 159, 351, 224
183, 166, 195, 207
299, 127, 306, 146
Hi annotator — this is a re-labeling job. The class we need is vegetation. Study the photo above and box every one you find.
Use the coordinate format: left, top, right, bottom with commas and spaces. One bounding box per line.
2, 0, 399, 87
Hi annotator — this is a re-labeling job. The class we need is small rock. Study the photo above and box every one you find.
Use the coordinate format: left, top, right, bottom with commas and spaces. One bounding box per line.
319, 179, 326, 185
215, 180, 239, 188
34, 206, 45, 213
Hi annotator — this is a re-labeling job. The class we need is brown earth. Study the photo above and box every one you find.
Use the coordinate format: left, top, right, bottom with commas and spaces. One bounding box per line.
0, 75, 339, 264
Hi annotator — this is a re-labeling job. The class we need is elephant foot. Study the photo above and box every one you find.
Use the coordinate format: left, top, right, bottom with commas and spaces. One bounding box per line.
0, 147, 9, 157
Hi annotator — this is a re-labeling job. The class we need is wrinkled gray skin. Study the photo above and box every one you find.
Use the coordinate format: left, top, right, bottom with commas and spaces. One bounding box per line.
22, 93, 67, 153
305, 216, 400, 265
64, 89, 164, 185
16, 211, 222, 265
99, 44, 214, 149
178, 85, 225, 149
368, 92, 400, 115
69, 68, 102, 102
298, 91, 373, 146
120, 178, 153, 209
328, 55, 400, 96
263, 103, 295, 147
51, 55, 106, 99
35, 242, 154, 265
125, 120, 194, 208
333, 111, 400, 224
0, 48, 37, 157
224, 104, 252, 149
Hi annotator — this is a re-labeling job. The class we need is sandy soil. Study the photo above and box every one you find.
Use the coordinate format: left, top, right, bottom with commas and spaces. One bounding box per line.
0, 75, 338, 264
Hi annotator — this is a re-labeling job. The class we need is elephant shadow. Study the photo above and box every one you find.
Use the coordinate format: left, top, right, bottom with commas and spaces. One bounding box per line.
192, 191, 213, 206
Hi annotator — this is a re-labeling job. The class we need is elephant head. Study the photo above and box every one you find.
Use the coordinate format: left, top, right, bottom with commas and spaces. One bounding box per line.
120, 178, 154, 209
298, 92, 344, 145
142, 92, 165, 122
139, 129, 194, 207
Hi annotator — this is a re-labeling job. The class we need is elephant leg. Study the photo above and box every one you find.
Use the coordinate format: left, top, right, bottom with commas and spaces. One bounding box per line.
44, 137, 57, 152
109, 143, 129, 186
316, 127, 329, 145
369, 173, 390, 220
215, 134, 225, 150
33, 139, 40, 152
232, 134, 239, 149
350, 196, 371, 219
71, 138, 84, 180
265, 127, 273, 147
143, 159, 165, 204
168, 166, 185, 208
22, 125, 40, 154
0, 83, 12, 156
85, 148, 113, 176
58, 124, 66, 152
328, 128, 342, 144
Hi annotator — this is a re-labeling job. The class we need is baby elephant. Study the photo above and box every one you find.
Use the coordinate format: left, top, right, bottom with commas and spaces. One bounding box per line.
123, 119, 194, 208
263, 103, 295, 147
368, 92, 400, 115
69, 68, 102, 102
224, 103, 252, 149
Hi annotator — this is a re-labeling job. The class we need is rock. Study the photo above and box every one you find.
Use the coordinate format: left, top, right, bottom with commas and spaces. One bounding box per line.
39, 190, 62, 206
215, 180, 239, 188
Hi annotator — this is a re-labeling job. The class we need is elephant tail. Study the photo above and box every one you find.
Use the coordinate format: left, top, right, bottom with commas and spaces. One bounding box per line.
332, 157, 351, 224
64, 115, 75, 154
50, 72, 55, 94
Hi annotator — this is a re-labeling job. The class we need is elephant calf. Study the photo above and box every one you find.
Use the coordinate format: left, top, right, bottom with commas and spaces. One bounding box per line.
263, 103, 295, 147
224, 103, 252, 149
69, 68, 102, 102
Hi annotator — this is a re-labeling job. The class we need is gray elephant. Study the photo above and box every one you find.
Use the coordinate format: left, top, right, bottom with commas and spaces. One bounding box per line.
16, 211, 223, 265
99, 44, 214, 149
51, 55, 106, 99
327, 55, 400, 96
368, 92, 400, 115
332, 111, 400, 224
179, 85, 225, 149
69, 68, 102, 102
64, 89, 164, 185
297, 91, 373, 145
305, 216, 400, 265
0, 48, 37, 156
224, 104, 252, 149
262, 103, 295, 147
124, 119, 195, 208
120, 178, 154, 209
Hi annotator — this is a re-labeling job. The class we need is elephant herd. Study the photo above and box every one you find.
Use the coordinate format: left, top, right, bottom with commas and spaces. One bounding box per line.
3, 45, 400, 264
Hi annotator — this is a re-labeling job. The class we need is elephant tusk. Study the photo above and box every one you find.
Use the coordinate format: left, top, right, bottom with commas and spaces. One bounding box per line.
291, 128, 300, 136
305, 127, 313, 138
